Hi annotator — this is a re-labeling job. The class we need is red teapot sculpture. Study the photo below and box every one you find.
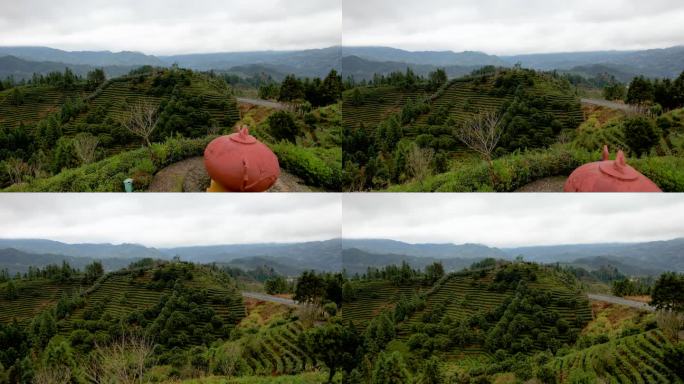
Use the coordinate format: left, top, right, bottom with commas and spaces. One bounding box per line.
204, 126, 280, 192
563, 146, 661, 192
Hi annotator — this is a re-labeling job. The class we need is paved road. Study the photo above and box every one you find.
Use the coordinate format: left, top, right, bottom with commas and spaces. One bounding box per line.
587, 293, 655, 312
581, 98, 637, 112
242, 291, 300, 307
236, 97, 287, 110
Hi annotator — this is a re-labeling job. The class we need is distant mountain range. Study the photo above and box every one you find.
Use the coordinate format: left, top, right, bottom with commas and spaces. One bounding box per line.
344, 45, 684, 81
0, 55, 141, 81
0, 46, 341, 81
1, 44, 682, 83
0, 248, 142, 275
1, 237, 682, 276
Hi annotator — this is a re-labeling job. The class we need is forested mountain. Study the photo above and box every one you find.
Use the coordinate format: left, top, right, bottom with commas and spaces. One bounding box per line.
341, 238, 507, 259
0, 55, 138, 81
0, 248, 136, 274
342, 55, 476, 81
161, 46, 342, 77
0, 46, 163, 67
2, 237, 682, 277
342, 46, 505, 66
504, 237, 684, 272
340, 45, 684, 79
0, 239, 165, 260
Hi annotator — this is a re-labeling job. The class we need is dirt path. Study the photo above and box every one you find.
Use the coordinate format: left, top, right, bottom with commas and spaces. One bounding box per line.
581, 98, 637, 112
241, 291, 300, 307
236, 97, 287, 110
514, 176, 567, 192
588, 293, 655, 312
148, 156, 312, 192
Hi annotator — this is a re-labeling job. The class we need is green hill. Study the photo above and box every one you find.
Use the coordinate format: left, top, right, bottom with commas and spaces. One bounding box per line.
342, 262, 592, 359
57, 262, 245, 340
342, 68, 584, 190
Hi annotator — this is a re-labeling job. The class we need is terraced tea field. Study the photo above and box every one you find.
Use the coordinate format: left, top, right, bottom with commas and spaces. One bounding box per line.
0, 85, 87, 129
342, 85, 429, 131
341, 280, 425, 330
342, 72, 583, 136
398, 268, 591, 349
0, 278, 84, 324
58, 268, 245, 334
553, 330, 681, 383
239, 321, 316, 376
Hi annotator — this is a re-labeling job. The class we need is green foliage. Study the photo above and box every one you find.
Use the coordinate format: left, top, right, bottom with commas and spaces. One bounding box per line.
268, 111, 299, 143
622, 116, 661, 157
271, 142, 341, 190
371, 352, 410, 384
627, 76, 655, 105
265, 276, 291, 295
388, 145, 596, 192
603, 82, 626, 101
4, 135, 212, 191
4, 280, 17, 300
572, 117, 627, 153
651, 272, 684, 311
300, 319, 360, 383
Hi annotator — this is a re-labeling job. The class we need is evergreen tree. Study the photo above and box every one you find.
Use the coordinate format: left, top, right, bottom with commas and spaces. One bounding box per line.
5, 279, 18, 300
622, 116, 660, 157
278, 74, 305, 102
651, 272, 684, 312
626, 76, 654, 105
267, 111, 299, 143
371, 352, 410, 384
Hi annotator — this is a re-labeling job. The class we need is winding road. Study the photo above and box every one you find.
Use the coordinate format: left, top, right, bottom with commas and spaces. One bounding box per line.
581, 98, 637, 112
587, 293, 655, 312
236, 97, 287, 110
241, 292, 656, 312
241, 291, 300, 307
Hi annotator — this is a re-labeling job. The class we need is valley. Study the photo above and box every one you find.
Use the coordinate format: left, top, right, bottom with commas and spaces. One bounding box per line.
1, 245, 681, 383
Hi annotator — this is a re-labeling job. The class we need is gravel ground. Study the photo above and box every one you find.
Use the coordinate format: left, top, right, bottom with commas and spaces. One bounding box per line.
514, 176, 567, 192
148, 156, 312, 192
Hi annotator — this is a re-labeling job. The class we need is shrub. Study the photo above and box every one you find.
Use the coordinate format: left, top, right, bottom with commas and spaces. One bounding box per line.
271, 142, 341, 190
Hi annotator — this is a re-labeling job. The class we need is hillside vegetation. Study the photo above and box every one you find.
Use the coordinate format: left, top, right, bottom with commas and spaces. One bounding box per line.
342, 67, 584, 190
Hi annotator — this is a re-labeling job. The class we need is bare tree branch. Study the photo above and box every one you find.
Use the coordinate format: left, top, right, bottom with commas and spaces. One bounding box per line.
86, 333, 155, 384
119, 101, 159, 147
73, 133, 99, 165
4, 157, 31, 185
453, 111, 503, 185
454, 111, 503, 162
406, 144, 434, 183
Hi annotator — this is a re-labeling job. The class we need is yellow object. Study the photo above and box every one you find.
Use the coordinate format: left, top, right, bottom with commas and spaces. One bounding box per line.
206, 179, 229, 192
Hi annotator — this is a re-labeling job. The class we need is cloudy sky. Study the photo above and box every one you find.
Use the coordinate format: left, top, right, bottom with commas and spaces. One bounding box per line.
343, 0, 684, 54
0, 194, 341, 247
0, 0, 341, 54
343, 194, 684, 247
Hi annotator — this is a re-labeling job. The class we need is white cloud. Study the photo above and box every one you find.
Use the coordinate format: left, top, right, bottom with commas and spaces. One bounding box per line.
342, 0, 684, 54
0, 193, 342, 247
0, 0, 341, 54
342, 194, 684, 247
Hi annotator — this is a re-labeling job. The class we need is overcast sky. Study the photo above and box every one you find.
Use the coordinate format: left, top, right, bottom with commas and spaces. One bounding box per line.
0, 0, 341, 55
0, 194, 341, 247
343, 0, 684, 54
342, 194, 684, 247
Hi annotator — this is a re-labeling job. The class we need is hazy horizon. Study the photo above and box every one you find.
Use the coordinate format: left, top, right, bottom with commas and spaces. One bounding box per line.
0, 0, 341, 55
343, 0, 684, 55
